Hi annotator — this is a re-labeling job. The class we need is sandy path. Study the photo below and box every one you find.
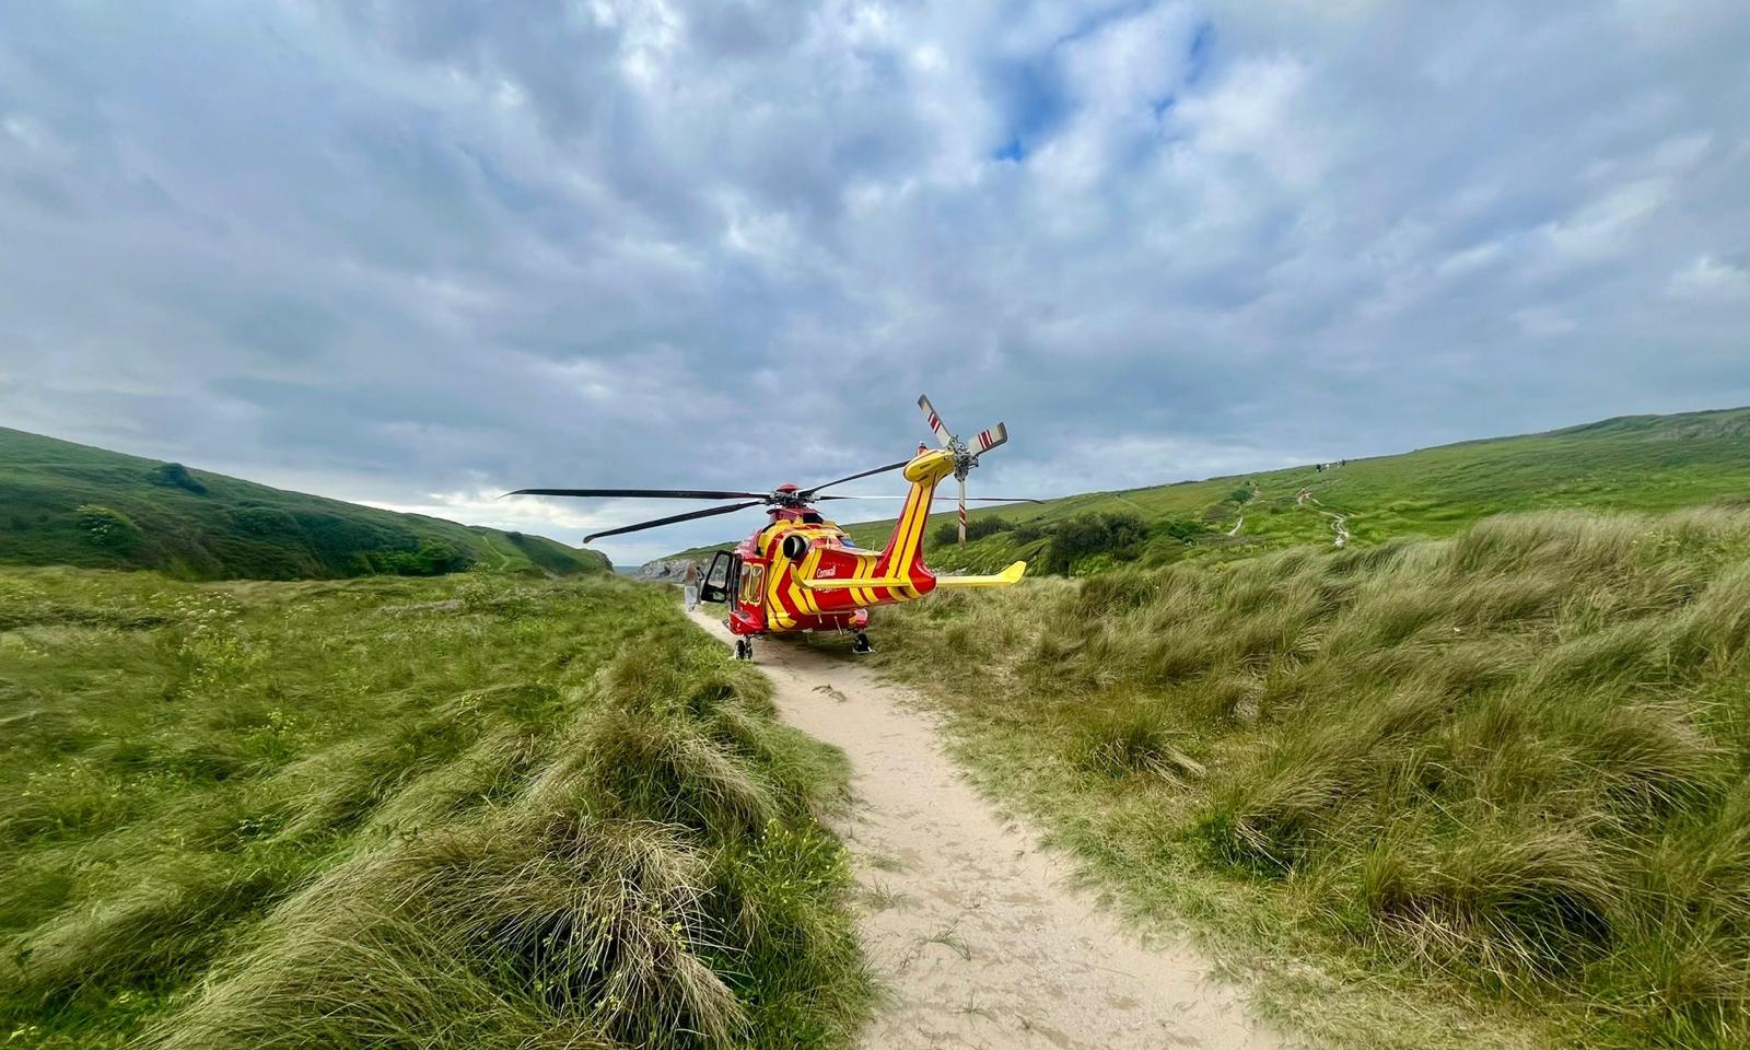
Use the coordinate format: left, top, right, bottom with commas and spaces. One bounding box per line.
689, 611, 1285, 1050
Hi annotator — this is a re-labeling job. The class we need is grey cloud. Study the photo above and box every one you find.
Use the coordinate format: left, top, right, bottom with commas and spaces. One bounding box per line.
1, 0, 1748, 563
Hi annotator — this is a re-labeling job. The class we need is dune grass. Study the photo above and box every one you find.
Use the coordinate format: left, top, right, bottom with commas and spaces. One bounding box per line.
0, 568, 868, 1049
869, 507, 1750, 1048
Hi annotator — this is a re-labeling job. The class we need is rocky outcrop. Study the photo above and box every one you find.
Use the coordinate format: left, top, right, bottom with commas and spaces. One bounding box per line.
634, 557, 703, 581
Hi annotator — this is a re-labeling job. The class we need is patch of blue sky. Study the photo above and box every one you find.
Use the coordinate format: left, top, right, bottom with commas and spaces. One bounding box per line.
985, 56, 1067, 162
990, 6, 1216, 160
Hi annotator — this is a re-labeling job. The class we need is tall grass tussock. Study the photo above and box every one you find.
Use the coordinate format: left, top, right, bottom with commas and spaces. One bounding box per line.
874, 507, 1750, 1048
0, 569, 868, 1049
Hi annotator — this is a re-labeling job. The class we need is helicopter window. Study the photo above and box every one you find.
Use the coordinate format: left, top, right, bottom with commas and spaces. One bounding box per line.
800, 511, 824, 524
738, 565, 764, 605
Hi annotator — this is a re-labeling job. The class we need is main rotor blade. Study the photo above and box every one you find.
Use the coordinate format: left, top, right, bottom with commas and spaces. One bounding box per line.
917, 394, 953, 446
798, 460, 908, 498
813, 495, 1043, 503
582, 500, 765, 544
508, 487, 768, 501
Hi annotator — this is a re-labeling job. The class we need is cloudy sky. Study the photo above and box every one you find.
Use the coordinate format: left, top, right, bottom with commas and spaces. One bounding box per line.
3, 1, 1748, 565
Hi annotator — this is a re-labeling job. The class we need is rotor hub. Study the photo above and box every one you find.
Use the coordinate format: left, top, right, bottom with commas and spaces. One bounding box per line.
949, 439, 975, 481
770, 482, 809, 508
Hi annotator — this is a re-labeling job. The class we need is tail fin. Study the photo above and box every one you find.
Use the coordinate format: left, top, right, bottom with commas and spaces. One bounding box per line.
873, 447, 954, 579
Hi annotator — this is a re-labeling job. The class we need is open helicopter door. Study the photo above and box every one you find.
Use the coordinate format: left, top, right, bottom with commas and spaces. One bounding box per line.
698, 550, 740, 606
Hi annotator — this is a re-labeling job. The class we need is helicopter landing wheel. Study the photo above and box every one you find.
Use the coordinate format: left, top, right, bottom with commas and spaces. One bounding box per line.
735, 638, 753, 661
850, 632, 873, 655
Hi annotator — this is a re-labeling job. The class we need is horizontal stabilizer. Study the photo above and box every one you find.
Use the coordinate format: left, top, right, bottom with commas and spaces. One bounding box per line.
933, 561, 1027, 589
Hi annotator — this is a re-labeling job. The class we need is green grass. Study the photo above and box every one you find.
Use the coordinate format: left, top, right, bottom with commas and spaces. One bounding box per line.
0, 427, 609, 579
0, 568, 869, 1049
666, 405, 1750, 576
868, 507, 1750, 1049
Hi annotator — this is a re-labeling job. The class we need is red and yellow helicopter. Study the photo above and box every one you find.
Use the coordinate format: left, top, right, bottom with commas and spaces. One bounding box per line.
510, 396, 1033, 658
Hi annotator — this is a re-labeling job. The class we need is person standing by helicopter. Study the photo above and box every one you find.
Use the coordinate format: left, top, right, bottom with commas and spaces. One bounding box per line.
682, 560, 701, 611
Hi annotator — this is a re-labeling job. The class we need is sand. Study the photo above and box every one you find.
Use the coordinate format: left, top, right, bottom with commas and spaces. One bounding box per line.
690, 611, 1287, 1050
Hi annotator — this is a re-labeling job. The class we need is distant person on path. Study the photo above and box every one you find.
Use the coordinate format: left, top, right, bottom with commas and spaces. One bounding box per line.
682, 561, 700, 611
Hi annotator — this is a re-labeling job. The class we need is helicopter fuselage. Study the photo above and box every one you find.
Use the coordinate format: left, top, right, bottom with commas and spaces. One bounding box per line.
701, 446, 1025, 638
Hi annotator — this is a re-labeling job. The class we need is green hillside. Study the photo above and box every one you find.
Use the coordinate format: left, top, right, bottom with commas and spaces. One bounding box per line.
665, 406, 1750, 574
0, 428, 608, 580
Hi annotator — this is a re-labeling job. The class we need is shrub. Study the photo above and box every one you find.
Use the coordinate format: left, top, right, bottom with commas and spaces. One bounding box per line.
75, 504, 143, 552
1159, 518, 1208, 544
1044, 512, 1150, 573
150, 462, 208, 495
931, 516, 1013, 547
231, 506, 302, 537
383, 540, 472, 576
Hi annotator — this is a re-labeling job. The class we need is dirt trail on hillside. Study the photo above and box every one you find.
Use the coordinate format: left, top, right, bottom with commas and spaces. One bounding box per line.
689, 611, 1285, 1050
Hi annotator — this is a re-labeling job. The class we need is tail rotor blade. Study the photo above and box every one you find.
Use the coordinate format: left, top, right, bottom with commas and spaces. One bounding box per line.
917, 394, 953, 446
967, 422, 1008, 457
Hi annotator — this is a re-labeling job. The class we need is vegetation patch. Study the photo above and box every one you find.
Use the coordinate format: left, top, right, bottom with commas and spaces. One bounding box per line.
872, 507, 1750, 1049
0, 569, 869, 1049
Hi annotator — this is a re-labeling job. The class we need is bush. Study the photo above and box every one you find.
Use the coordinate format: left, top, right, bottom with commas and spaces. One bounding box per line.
383, 540, 473, 576
930, 516, 1014, 547
76, 504, 143, 552
150, 462, 208, 495
1044, 512, 1150, 573
231, 506, 301, 537
1158, 518, 1209, 544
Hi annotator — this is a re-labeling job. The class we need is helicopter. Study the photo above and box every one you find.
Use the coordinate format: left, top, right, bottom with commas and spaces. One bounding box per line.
509, 396, 1034, 658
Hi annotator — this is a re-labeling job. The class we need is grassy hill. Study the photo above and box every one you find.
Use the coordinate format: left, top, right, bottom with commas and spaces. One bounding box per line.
0, 569, 868, 1049
664, 406, 1750, 574
873, 506, 1750, 1049
0, 428, 608, 580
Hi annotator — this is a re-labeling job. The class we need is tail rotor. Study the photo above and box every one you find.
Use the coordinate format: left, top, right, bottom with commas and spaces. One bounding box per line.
916, 395, 1009, 545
